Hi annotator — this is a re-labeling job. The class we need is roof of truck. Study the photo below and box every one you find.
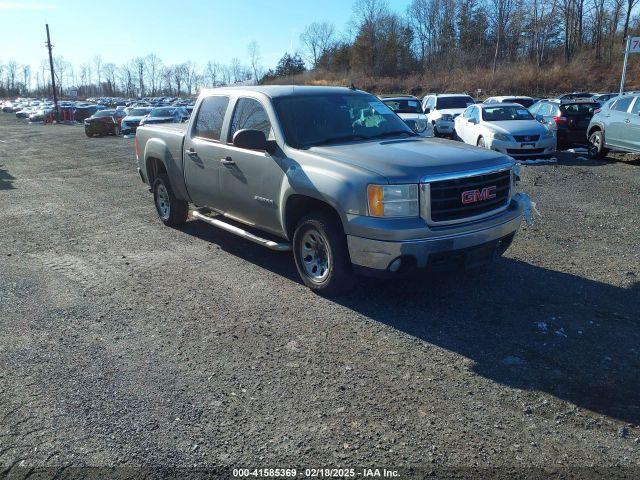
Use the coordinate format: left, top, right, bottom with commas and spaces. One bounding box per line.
200, 85, 364, 98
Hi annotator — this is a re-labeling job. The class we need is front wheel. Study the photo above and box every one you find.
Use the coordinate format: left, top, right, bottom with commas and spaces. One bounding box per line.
588, 130, 608, 158
293, 212, 355, 295
153, 173, 188, 227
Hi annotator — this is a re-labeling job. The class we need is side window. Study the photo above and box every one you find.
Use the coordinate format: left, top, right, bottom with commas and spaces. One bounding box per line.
472, 107, 480, 122
228, 98, 272, 141
630, 98, 640, 115
612, 96, 634, 112
193, 96, 229, 141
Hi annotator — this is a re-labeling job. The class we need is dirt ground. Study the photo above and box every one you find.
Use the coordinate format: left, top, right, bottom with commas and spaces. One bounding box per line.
0, 115, 639, 479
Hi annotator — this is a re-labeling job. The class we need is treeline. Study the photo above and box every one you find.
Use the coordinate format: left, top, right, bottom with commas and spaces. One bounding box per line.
1, 0, 639, 99
298, 0, 639, 81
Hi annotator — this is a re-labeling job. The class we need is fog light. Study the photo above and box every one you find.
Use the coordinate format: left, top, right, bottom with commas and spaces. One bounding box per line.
389, 258, 402, 272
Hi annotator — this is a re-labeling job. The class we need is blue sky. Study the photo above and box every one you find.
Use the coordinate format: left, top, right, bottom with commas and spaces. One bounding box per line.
0, 0, 412, 73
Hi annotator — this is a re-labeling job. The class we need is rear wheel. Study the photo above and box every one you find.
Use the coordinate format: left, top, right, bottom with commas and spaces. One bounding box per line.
588, 130, 608, 158
153, 173, 188, 227
293, 212, 355, 295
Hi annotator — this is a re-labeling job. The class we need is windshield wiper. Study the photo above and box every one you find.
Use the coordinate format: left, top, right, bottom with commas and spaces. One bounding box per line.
305, 134, 370, 147
367, 130, 417, 140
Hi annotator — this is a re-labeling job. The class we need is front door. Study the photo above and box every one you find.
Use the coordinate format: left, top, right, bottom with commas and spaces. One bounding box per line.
183, 95, 231, 210
625, 97, 640, 151
218, 97, 284, 235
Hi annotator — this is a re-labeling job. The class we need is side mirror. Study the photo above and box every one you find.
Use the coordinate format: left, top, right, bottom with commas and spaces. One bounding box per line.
423, 108, 431, 114
233, 129, 267, 151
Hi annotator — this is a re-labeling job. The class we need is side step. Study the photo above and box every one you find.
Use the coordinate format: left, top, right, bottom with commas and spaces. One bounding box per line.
191, 209, 292, 252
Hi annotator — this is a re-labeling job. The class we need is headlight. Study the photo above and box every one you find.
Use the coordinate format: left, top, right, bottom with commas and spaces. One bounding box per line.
542, 128, 555, 138
489, 132, 512, 142
367, 184, 419, 217
414, 118, 428, 133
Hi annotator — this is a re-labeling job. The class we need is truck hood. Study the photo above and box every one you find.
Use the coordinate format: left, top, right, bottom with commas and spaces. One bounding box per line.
307, 137, 513, 183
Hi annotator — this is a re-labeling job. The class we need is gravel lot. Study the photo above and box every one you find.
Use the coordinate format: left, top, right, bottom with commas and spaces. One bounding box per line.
0, 114, 639, 479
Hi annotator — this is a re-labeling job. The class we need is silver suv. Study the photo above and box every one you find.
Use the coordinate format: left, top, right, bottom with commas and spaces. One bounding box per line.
588, 94, 640, 157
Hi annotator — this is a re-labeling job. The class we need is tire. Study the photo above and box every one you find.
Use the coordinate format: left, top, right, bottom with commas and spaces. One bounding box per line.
152, 173, 188, 227
477, 136, 487, 149
293, 211, 355, 295
85, 130, 92, 138
588, 130, 608, 159
452, 129, 461, 141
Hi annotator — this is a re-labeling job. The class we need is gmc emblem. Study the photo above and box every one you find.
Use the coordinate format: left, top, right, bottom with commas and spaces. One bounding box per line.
461, 186, 497, 204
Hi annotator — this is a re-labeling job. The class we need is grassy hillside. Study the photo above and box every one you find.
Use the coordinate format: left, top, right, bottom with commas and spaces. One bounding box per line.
267, 54, 640, 98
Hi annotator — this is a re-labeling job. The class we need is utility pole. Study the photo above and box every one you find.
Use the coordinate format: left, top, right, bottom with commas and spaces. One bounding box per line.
45, 24, 60, 123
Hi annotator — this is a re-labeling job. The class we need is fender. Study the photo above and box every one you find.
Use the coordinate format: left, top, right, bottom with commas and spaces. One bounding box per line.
143, 136, 191, 202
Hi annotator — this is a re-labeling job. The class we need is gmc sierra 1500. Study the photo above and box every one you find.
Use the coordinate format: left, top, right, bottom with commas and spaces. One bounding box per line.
135, 86, 528, 294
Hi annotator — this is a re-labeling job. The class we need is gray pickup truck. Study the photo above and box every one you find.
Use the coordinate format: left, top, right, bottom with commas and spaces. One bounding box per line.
135, 86, 527, 294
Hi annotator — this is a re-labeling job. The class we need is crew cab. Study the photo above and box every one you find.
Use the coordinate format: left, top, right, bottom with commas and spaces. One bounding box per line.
421, 94, 476, 137
136, 86, 528, 294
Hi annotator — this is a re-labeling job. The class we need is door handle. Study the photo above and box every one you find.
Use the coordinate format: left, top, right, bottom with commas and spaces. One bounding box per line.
625, 118, 631, 123
220, 156, 235, 166
185, 148, 198, 157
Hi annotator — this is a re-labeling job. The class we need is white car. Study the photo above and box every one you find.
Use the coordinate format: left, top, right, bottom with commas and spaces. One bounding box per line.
454, 103, 556, 159
421, 94, 476, 137
380, 96, 434, 137
483, 96, 535, 109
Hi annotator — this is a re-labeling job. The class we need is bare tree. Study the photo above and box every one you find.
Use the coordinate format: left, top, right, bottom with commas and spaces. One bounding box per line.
144, 54, 163, 96
622, 0, 640, 40
93, 55, 102, 94
204, 61, 220, 87
300, 22, 335, 68
133, 57, 145, 97
247, 41, 263, 82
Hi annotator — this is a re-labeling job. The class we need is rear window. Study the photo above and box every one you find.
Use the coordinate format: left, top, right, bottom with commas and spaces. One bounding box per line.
193, 96, 229, 141
504, 97, 534, 108
436, 96, 475, 109
560, 103, 599, 115
382, 99, 423, 114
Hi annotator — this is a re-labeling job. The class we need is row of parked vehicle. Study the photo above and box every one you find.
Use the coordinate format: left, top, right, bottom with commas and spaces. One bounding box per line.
0, 96, 196, 138
378, 91, 640, 158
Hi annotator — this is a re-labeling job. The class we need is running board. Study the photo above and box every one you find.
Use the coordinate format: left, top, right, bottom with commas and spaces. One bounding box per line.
191, 210, 292, 252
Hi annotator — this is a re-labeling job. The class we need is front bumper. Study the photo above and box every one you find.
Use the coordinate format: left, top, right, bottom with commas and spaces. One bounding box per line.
347, 194, 525, 274
487, 136, 556, 158
434, 119, 455, 135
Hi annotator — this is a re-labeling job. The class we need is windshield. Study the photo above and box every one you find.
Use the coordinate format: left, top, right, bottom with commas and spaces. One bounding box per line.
560, 103, 599, 115
273, 93, 414, 148
150, 107, 175, 117
128, 108, 152, 116
504, 97, 534, 108
482, 106, 533, 121
382, 99, 423, 114
436, 96, 474, 109
94, 110, 115, 118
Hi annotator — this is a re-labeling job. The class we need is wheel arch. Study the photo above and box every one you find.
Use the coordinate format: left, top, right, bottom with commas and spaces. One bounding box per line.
283, 194, 342, 241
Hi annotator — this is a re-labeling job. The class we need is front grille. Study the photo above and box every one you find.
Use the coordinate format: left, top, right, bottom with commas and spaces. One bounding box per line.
428, 170, 511, 223
513, 134, 540, 142
506, 148, 544, 154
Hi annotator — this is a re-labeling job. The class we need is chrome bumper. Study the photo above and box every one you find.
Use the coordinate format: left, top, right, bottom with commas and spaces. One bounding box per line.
347, 195, 524, 272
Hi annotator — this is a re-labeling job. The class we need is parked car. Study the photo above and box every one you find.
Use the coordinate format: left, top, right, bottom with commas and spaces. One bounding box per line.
529, 99, 599, 149
587, 93, 640, 158
136, 86, 528, 294
121, 107, 153, 135
28, 107, 53, 123
421, 94, 476, 137
84, 109, 124, 137
454, 103, 556, 158
558, 92, 593, 103
380, 96, 434, 137
483, 96, 535, 108
591, 93, 618, 104
139, 107, 182, 126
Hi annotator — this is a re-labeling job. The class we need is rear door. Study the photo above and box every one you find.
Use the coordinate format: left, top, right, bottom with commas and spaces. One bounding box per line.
218, 96, 284, 234
183, 94, 230, 210
625, 97, 640, 151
